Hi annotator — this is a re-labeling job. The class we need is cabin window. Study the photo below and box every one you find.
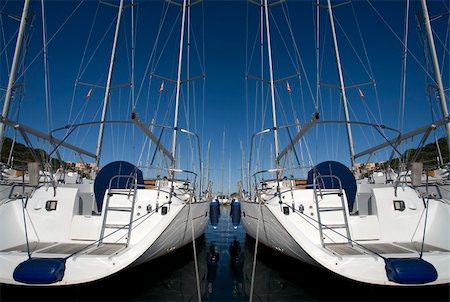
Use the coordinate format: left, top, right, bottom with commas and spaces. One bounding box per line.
283, 206, 289, 215
161, 206, 168, 215
45, 200, 57, 211
393, 200, 405, 211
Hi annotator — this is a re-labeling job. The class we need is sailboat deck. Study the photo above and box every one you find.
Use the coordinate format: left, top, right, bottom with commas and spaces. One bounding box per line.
395, 242, 450, 253
325, 242, 449, 256
1, 242, 56, 253
1, 242, 125, 256
326, 244, 364, 255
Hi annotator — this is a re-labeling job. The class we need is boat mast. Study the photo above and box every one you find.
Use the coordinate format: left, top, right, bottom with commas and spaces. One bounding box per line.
263, 0, 280, 173
205, 139, 211, 191
0, 0, 30, 157
171, 0, 188, 174
228, 159, 231, 196
420, 0, 450, 155
326, 0, 356, 168
221, 129, 225, 194
95, 0, 125, 169
240, 140, 245, 191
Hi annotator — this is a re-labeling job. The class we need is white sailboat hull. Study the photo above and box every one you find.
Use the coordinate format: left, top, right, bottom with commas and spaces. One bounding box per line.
241, 201, 317, 266
0, 185, 209, 286
241, 184, 450, 286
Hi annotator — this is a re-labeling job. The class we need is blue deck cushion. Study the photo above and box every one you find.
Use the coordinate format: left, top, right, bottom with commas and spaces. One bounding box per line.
307, 161, 357, 212
385, 258, 438, 284
94, 161, 144, 212
13, 258, 66, 284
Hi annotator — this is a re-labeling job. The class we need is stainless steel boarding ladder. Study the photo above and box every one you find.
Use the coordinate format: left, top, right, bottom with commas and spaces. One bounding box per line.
313, 174, 352, 247
98, 175, 138, 248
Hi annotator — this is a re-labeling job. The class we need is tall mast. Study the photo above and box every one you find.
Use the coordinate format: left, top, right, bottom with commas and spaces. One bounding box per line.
240, 140, 245, 191
171, 0, 188, 170
205, 139, 211, 190
326, 0, 356, 168
263, 0, 280, 172
95, 0, 125, 169
221, 129, 225, 193
228, 159, 231, 195
0, 0, 30, 157
420, 0, 450, 154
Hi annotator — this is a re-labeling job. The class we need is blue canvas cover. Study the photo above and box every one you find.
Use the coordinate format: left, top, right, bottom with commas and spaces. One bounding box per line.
94, 161, 144, 212
13, 258, 66, 284
307, 161, 357, 212
385, 258, 438, 284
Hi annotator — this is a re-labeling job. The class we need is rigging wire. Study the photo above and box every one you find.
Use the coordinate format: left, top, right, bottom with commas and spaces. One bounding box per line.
0, 17, 19, 76
279, 2, 316, 109
439, 1, 450, 77
15, 0, 86, 85
249, 200, 262, 302
134, 2, 176, 110
350, 1, 386, 144
189, 201, 202, 302
20, 193, 31, 259
67, 1, 100, 128
365, 0, 438, 86
0, 0, 11, 12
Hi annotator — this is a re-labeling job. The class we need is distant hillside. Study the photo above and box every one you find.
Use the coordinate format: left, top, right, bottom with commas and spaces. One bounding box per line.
390, 137, 448, 169
0, 137, 65, 169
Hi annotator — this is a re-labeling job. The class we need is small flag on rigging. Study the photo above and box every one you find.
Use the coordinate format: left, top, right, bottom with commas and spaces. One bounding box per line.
357, 87, 364, 98
159, 81, 165, 93
286, 81, 292, 93
86, 88, 93, 99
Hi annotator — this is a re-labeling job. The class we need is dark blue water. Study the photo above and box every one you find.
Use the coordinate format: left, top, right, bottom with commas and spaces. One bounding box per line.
1, 205, 449, 301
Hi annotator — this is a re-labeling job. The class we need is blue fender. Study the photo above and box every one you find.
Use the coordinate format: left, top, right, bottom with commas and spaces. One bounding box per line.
210, 199, 220, 227
13, 258, 66, 284
385, 258, 438, 284
230, 199, 241, 227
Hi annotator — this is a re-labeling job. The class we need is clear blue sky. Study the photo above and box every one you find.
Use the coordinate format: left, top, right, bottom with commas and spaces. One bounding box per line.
1, 0, 449, 193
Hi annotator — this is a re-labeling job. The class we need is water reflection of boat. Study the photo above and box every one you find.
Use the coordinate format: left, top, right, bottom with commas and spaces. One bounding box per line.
206, 241, 220, 295
242, 238, 313, 301
135, 240, 208, 302
229, 237, 244, 300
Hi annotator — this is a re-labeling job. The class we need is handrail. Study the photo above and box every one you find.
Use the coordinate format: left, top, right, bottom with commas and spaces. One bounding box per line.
247, 114, 411, 196
313, 174, 343, 198
276, 112, 320, 162
48, 117, 204, 193
107, 174, 138, 197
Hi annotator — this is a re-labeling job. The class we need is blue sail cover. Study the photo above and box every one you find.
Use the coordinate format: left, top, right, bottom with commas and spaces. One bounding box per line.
94, 161, 144, 212
13, 258, 66, 284
307, 161, 357, 212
